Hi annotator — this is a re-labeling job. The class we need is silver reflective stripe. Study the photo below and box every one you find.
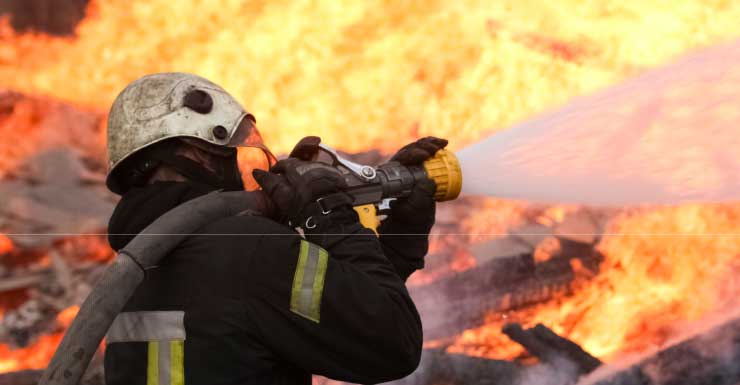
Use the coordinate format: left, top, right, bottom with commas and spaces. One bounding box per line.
106, 311, 186, 344
290, 241, 328, 323
296, 242, 320, 315
158, 341, 171, 385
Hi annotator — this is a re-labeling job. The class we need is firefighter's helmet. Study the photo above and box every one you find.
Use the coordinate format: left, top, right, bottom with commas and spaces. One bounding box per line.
106, 72, 273, 194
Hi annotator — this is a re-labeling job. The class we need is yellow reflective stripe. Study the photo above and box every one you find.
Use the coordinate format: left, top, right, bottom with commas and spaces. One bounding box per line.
290, 240, 328, 323
147, 340, 183, 385
170, 340, 184, 385
147, 341, 159, 385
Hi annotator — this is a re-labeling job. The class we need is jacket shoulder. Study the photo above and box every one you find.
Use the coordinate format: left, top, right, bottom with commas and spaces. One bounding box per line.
198, 214, 296, 236
190, 214, 303, 261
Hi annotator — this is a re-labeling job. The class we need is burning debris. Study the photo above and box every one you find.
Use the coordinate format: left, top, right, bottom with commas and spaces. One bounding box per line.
1, 2, 740, 383
0, 91, 105, 180
387, 324, 602, 385
1, 125, 739, 384
0, 94, 114, 375
0, 148, 115, 248
501, 323, 601, 375
584, 313, 740, 385
386, 315, 740, 385
412, 208, 605, 341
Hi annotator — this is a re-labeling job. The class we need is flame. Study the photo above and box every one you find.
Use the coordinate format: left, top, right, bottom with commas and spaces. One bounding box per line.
0, 91, 103, 178
448, 204, 740, 360
0, 234, 13, 254
0, 306, 79, 372
3, 1, 740, 155
1, 0, 740, 375
56, 305, 80, 328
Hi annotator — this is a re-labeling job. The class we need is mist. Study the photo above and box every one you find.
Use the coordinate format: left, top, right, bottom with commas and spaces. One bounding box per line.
458, 40, 740, 206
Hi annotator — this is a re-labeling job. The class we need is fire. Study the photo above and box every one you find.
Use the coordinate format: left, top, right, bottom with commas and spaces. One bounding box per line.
0, 333, 65, 373
3, 1, 740, 155
56, 305, 80, 329
1, 0, 740, 377
448, 204, 740, 360
0, 306, 79, 373
0, 90, 103, 178
0, 234, 12, 254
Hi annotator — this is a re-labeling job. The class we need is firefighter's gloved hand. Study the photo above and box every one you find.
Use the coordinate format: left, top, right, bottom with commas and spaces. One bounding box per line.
287, 136, 322, 161
384, 136, 448, 228
390, 136, 449, 167
377, 136, 447, 279
252, 158, 354, 231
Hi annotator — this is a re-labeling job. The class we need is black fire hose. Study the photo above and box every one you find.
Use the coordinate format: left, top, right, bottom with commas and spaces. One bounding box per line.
38, 190, 275, 385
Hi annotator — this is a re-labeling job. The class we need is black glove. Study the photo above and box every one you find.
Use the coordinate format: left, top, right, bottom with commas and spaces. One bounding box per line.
275, 135, 447, 231
390, 136, 449, 167
252, 158, 353, 230
383, 136, 448, 228
287, 135, 322, 160
378, 137, 448, 280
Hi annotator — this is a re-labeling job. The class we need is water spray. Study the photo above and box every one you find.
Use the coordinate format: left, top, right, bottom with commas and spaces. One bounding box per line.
454, 40, 740, 206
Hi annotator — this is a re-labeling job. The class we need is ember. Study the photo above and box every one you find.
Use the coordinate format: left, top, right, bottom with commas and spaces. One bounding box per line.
1, 1, 740, 385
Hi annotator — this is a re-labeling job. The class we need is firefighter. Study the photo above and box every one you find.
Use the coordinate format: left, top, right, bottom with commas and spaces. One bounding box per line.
103, 72, 447, 385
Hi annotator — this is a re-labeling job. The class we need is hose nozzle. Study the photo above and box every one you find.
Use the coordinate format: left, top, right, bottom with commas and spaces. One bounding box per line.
423, 149, 462, 201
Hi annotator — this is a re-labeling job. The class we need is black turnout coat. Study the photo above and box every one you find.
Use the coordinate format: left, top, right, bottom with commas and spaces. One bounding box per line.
103, 182, 428, 385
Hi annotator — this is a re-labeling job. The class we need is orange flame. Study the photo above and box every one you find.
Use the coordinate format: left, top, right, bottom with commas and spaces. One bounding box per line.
56, 305, 80, 329
0, 234, 13, 255
1, 0, 740, 374
0, 333, 65, 373
0, 306, 79, 373
448, 204, 740, 360
3, 1, 740, 155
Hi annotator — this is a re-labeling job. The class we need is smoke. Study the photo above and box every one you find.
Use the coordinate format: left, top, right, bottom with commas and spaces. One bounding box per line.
0, 0, 88, 35
514, 357, 581, 385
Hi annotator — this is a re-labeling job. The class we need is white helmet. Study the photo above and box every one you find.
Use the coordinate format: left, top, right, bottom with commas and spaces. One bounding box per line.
106, 72, 274, 194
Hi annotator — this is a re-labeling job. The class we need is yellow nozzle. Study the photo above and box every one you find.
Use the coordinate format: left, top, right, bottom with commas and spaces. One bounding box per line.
423, 149, 462, 202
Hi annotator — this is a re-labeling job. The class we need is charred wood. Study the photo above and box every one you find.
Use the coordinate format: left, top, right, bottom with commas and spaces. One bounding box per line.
411, 238, 603, 340
502, 323, 601, 375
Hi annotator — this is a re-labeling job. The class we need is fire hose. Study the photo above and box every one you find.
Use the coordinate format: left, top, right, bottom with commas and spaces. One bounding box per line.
39, 146, 463, 385
39, 190, 275, 385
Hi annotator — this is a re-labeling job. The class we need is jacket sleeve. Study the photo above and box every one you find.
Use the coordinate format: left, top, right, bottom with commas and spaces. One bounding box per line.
242, 210, 423, 383
378, 220, 431, 282
376, 177, 437, 282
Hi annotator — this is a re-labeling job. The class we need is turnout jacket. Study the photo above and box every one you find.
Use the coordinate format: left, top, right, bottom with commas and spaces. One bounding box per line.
104, 182, 426, 385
